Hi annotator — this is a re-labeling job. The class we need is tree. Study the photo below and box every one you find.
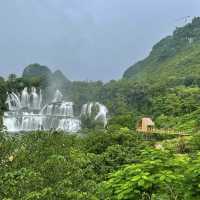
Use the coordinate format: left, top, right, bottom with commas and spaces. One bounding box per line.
99, 149, 188, 200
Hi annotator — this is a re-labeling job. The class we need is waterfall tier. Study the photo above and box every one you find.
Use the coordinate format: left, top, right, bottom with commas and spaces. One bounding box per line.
81, 102, 108, 127
3, 88, 108, 133
3, 88, 81, 133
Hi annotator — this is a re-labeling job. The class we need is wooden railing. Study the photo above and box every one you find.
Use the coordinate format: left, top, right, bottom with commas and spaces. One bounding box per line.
136, 128, 190, 136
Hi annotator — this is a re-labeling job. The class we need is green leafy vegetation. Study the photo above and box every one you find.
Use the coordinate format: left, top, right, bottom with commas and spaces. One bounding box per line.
1, 129, 200, 199
0, 129, 148, 199
2, 17, 200, 199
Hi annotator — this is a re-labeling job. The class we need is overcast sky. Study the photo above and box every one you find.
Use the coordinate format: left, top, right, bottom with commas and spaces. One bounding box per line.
0, 0, 199, 81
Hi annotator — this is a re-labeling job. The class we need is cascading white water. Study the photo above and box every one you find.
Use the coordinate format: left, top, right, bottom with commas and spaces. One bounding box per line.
3, 88, 108, 133
3, 112, 20, 132
59, 102, 74, 117
53, 90, 63, 103
88, 103, 94, 116
39, 89, 43, 109
57, 118, 81, 133
21, 87, 30, 108
94, 102, 108, 127
46, 105, 53, 115
81, 102, 108, 127
21, 112, 43, 131
81, 102, 94, 116
6, 92, 21, 110
30, 87, 40, 110
3, 88, 82, 133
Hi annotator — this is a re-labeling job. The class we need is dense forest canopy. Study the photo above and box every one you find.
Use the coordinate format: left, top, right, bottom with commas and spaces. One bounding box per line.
2, 17, 200, 199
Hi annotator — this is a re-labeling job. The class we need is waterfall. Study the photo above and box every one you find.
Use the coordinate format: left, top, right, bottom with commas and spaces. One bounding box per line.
39, 89, 43, 109
81, 102, 94, 116
52, 90, 63, 103
88, 103, 94, 116
21, 113, 44, 131
3, 88, 108, 133
57, 118, 81, 133
21, 87, 30, 108
94, 102, 108, 127
6, 92, 21, 110
59, 102, 74, 117
3, 88, 82, 133
81, 104, 87, 116
3, 113, 20, 132
30, 87, 41, 110
81, 102, 108, 127
47, 105, 54, 115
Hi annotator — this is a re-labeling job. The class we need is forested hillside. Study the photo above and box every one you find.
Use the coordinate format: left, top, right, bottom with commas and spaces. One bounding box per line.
124, 17, 200, 83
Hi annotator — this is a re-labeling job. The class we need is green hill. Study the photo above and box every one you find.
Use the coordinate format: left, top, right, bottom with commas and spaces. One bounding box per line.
22, 63, 70, 89
23, 63, 52, 79
123, 17, 200, 83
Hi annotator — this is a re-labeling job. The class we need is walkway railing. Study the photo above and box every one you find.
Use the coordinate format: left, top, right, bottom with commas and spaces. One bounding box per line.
136, 128, 190, 136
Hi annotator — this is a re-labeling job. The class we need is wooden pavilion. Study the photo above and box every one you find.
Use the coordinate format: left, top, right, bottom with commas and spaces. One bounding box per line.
137, 117, 155, 133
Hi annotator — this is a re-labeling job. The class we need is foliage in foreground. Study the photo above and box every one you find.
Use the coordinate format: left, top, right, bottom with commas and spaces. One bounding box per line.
0, 129, 147, 199
1, 129, 200, 199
